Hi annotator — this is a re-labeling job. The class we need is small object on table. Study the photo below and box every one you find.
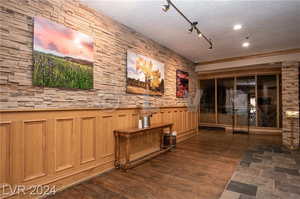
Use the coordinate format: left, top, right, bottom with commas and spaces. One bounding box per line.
138, 119, 143, 129
114, 123, 174, 171
143, 116, 150, 128
138, 107, 154, 128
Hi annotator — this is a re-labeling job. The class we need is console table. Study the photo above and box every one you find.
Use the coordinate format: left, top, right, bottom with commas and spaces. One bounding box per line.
114, 123, 174, 170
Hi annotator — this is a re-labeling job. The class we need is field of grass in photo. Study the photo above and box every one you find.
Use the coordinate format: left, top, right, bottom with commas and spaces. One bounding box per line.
33, 51, 93, 89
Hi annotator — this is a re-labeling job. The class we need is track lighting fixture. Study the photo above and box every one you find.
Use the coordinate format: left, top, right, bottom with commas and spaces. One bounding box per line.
188, 22, 197, 33
162, 4, 170, 12
162, 0, 213, 49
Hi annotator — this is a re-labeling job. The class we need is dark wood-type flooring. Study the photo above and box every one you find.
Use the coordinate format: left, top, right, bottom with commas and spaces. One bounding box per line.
48, 129, 282, 199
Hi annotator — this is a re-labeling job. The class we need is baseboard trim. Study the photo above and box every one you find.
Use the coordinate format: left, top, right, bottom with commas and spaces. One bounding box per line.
199, 123, 282, 135
177, 129, 198, 142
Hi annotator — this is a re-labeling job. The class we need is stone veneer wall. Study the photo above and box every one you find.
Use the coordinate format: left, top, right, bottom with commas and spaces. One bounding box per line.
282, 62, 299, 149
0, 0, 197, 110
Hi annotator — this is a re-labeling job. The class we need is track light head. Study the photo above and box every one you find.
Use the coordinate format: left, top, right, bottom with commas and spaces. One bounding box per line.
208, 40, 213, 50
192, 22, 198, 26
189, 22, 198, 33
242, 36, 250, 48
196, 29, 202, 37
162, 4, 170, 12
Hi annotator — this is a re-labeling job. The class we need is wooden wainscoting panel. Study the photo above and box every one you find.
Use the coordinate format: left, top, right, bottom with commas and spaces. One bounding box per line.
0, 122, 11, 186
22, 120, 47, 182
177, 110, 181, 132
151, 111, 162, 124
189, 111, 192, 131
161, 109, 172, 134
193, 112, 198, 130
163, 110, 172, 124
161, 111, 165, 124
189, 112, 193, 131
99, 114, 114, 159
183, 110, 188, 132
186, 110, 189, 131
130, 113, 139, 129
0, 107, 199, 197
182, 109, 186, 132
116, 112, 131, 129
178, 110, 184, 133
54, 118, 75, 172
80, 117, 96, 165
172, 110, 179, 132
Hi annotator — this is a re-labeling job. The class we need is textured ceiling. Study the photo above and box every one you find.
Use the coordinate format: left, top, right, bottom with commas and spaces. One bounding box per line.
80, 0, 300, 63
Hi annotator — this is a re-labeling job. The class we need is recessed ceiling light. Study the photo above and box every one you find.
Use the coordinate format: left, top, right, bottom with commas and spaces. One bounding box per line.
242, 42, 250, 47
233, 24, 242, 30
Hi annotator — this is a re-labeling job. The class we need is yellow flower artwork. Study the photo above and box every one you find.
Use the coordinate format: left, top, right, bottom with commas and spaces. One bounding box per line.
126, 51, 164, 96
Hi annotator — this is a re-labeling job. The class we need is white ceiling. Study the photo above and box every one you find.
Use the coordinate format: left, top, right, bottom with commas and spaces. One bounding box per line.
80, 0, 300, 63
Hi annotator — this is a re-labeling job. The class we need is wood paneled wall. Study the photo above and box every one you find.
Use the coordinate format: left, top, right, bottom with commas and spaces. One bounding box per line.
0, 107, 198, 198
0, 122, 11, 187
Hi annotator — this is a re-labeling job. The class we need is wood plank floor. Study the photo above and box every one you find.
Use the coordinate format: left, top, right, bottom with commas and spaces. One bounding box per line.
48, 129, 282, 199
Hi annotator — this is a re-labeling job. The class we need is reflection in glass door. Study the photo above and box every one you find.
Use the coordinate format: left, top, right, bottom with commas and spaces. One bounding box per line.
217, 78, 234, 125
257, 75, 277, 127
236, 76, 256, 127
200, 79, 215, 123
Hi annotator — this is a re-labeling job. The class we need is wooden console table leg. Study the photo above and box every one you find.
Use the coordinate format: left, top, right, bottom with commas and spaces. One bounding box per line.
125, 136, 131, 170
160, 129, 164, 149
114, 133, 120, 168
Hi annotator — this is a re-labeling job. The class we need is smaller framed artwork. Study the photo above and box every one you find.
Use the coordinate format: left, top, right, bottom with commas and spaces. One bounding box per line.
176, 70, 189, 98
126, 51, 165, 96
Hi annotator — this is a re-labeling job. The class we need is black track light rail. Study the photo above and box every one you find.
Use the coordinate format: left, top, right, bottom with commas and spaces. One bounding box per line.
164, 0, 213, 49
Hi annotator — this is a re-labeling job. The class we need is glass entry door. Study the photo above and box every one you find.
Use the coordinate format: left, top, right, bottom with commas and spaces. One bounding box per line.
235, 76, 256, 128
198, 73, 282, 129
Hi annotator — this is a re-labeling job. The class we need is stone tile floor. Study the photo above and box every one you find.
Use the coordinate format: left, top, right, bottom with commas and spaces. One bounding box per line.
220, 145, 300, 199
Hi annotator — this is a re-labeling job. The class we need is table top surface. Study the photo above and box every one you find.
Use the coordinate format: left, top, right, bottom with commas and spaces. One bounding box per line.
114, 123, 173, 135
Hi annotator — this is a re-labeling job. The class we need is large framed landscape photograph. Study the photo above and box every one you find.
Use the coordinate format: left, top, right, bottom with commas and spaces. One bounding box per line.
126, 51, 164, 96
33, 17, 94, 89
